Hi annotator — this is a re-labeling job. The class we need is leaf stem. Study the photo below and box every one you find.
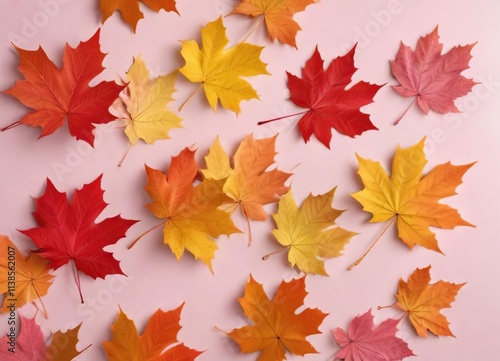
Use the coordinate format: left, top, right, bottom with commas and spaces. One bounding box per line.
128, 220, 168, 250
241, 15, 265, 43
257, 111, 308, 126
393, 97, 417, 125
178, 84, 202, 112
242, 206, 253, 246
348, 216, 396, 270
118, 143, 133, 167
1, 121, 21, 132
32, 283, 49, 318
262, 246, 288, 260
71, 260, 84, 304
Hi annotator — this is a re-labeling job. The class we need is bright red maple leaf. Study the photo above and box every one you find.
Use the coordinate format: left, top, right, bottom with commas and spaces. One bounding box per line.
263, 45, 382, 149
333, 309, 414, 361
391, 26, 476, 123
20, 175, 137, 301
3, 29, 124, 146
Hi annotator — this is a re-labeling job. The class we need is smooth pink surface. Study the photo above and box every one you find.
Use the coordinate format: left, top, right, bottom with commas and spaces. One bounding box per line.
0, 1, 499, 360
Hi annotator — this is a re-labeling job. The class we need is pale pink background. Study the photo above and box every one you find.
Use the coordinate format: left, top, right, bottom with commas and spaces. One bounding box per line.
0, 0, 499, 360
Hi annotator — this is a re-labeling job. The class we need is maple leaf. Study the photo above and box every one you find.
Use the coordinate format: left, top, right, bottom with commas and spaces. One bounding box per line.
142, 147, 240, 271
332, 309, 414, 361
391, 26, 477, 124
100, 0, 178, 32
259, 45, 382, 149
0, 315, 89, 360
229, 0, 317, 47
20, 175, 138, 302
103, 304, 202, 361
3, 29, 124, 146
179, 16, 269, 113
0, 235, 54, 316
268, 188, 357, 275
350, 138, 474, 267
112, 55, 182, 147
395, 266, 465, 338
227, 275, 327, 361
202, 135, 291, 240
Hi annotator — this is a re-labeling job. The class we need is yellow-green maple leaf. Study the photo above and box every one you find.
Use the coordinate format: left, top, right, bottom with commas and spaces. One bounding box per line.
179, 16, 269, 113
114, 55, 182, 145
351, 138, 474, 253
271, 189, 356, 275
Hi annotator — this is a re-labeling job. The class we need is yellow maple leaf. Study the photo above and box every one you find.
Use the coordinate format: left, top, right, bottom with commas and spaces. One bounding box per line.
202, 135, 291, 241
142, 147, 240, 272
113, 55, 182, 145
395, 266, 465, 338
229, 0, 317, 47
270, 189, 357, 275
179, 16, 269, 113
350, 138, 474, 267
0, 235, 54, 316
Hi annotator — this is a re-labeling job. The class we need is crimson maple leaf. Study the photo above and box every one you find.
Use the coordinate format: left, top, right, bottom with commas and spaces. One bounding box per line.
260, 45, 382, 148
391, 26, 476, 124
333, 309, 414, 361
20, 175, 137, 302
3, 29, 124, 146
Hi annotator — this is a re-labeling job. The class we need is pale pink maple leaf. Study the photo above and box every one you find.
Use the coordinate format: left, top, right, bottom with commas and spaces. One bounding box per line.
333, 309, 414, 361
391, 26, 477, 124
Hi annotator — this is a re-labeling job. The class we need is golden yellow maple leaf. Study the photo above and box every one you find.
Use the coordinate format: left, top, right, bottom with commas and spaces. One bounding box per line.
270, 189, 357, 275
395, 266, 465, 338
113, 55, 182, 145
0, 235, 54, 315
351, 138, 474, 255
179, 16, 269, 113
229, 0, 317, 47
202, 135, 291, 240
143, 147, 240, 271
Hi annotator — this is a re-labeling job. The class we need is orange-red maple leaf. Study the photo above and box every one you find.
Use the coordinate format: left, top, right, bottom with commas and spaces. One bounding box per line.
3, 29, 124, 146
103, 304, 202, 361
142, 147, 240, 271
100, 0, 178, 32
395, 266, 465, 338
227, 275, 327, 361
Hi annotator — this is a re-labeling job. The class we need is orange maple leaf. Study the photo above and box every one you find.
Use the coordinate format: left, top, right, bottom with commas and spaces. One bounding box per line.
227, 275, 327, 361
229, 0, 317, 47
100, 0, 178, 32
0, 235, 54, 317
202, 135, 291, 241
103, 304, 202, 360
139, 147, 240, 271
395, 266, 465, 338
350, 138, 475, 268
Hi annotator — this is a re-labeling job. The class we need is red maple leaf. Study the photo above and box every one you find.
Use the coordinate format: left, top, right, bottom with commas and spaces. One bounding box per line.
20, 175, 137, 301
260, 45, 382, 149
332, 309, 414, 361
391, 26, 476, 124
3, 29, 124, 146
